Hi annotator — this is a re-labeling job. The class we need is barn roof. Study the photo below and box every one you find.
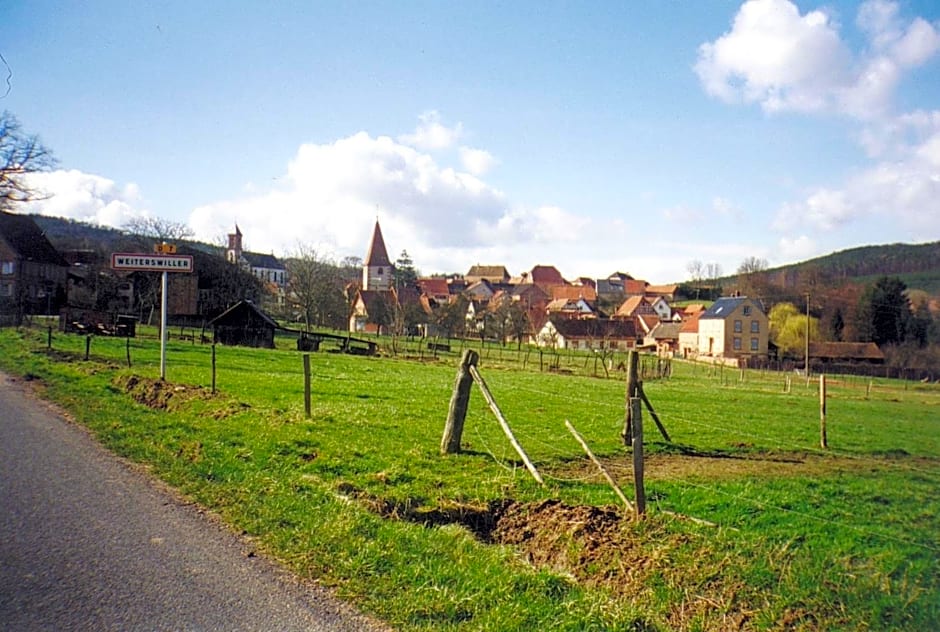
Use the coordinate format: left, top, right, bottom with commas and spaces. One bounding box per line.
208, 300, 279, 328
548, 317, 637, 340
809, 342, 885, 361
0, 211, 69, 266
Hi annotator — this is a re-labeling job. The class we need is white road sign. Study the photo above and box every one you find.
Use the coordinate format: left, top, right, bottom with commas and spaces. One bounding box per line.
111, 253, 193, 272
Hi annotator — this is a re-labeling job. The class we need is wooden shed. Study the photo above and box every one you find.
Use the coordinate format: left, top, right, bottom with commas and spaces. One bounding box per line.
209, 300, 277, 349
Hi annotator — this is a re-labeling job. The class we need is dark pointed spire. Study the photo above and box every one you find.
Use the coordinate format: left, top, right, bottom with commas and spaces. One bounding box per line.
364, 220, 392, 267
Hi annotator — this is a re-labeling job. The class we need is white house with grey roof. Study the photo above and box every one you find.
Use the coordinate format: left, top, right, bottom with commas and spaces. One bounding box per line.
697, 296, 769, 364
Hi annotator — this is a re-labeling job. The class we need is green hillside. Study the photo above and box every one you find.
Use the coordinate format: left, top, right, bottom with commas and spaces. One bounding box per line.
721, 241, 940, 295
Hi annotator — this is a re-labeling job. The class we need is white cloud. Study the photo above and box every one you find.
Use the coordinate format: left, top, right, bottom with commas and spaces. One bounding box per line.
712, 196, 741, 218
695, 0, 849, 113
398, 110, 463, 150
696, 0, 940, 120
188, 130, 637, 280
22, 169, 149, 227
777, 234, 817, 261
774, 122, 940, 234
459, 146, 497, 176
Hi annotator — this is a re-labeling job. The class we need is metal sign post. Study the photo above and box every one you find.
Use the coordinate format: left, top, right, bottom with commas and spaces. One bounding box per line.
111, 247, 194, 381
160, 270, 168, 379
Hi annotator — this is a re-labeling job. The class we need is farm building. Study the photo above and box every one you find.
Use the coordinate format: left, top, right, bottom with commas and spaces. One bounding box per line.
209, 300, 278, 348
536, 317, 637, 350
809, 342, 885, 365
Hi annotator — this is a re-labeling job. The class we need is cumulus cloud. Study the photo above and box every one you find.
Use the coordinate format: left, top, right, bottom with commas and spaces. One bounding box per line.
187, 129, 647, 280
774, 122, 940, 234
695, 0, 849, 113
398, 110, 463, 150
189, 131, 507, 258
459, 146, 497, 175
777, 234, 817, 261
696, 0, 940, 119
21, 169, 149, 227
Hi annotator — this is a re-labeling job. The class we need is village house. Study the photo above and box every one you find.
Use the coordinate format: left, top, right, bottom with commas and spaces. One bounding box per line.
536, 316, 637, 351
678, 310, 703, 358
0, 211, 69, 323
697, 296, 769, 364
465, 265, 510, 285
644, 321, 682, 356
546, 297, 596, 319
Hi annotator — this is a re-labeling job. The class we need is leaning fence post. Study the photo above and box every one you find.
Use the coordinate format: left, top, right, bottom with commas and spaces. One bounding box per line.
469, 365, 544, 486
565, 420, 634, 513
441, 349, 478, 454
631, 397, 646, 517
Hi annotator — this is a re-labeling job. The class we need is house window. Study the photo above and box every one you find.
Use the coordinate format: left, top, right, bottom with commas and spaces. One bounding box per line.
377, 267, 384, 276
1, 261, 13, 275
743, 305, 752, 316
733, 337, 742, 351
0, 282, 11, 296
734, 319, 742, 333
751, 338, 759, 351
751, 321, 759, 334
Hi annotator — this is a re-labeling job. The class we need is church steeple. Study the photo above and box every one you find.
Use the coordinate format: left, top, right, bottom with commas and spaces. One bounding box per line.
363, 220, 392, 291
226, 224, 243, 264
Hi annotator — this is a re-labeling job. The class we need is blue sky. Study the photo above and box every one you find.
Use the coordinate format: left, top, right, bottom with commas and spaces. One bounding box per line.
4, 0, 939, 283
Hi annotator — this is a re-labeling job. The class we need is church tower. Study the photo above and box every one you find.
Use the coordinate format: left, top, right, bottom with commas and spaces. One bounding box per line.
226, 224, 243, 264
362, 220, 392, 291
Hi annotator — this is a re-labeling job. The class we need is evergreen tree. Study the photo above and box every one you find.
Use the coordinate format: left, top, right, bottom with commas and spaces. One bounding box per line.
855, 276, 910, 346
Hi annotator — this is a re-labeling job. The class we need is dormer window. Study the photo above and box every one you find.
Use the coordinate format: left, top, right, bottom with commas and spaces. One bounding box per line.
743, 305, 752, 316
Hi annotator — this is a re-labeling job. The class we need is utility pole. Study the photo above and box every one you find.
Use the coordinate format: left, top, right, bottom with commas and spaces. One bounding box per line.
804, 292, 810, 376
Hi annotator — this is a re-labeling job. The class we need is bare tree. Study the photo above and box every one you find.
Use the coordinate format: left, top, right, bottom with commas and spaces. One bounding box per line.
737, 256, 769, 297
124, 216, 194, 242
686, 260, 704, 282
0, 111, 56, 211
285, 244, 347, 331
737, 256, 768, 275
704, 262, 723, 281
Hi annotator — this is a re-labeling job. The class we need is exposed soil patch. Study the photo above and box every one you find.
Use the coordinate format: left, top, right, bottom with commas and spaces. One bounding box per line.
549, 448, 936, 483
347, 489, 752, 629
113, 375, 211, 411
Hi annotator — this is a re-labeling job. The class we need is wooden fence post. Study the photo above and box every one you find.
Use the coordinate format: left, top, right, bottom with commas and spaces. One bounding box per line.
819, 373, 828, 449
441, 349, 478, 454
622, 350, 639, 445
211, 344, 217, 394
84, 335, 91, 361
631, 397, 646, 518
303, 353, 312, 419
47, 325, 52, 350
125, 336, 131, 368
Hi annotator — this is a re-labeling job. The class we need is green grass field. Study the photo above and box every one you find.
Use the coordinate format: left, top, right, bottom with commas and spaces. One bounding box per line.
1, 324, 938, 630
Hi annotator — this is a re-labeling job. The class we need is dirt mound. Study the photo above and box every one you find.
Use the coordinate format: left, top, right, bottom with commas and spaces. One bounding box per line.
113, 375, 210, 410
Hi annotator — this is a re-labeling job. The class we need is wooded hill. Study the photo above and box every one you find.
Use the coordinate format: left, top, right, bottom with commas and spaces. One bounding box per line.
721, 241, 940, 296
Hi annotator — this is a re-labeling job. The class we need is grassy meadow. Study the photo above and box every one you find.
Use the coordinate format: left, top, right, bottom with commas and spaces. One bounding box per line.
1, 323, 938, 630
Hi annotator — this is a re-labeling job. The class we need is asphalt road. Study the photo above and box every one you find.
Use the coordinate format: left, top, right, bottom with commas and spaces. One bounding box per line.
0, 373, 388, 632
